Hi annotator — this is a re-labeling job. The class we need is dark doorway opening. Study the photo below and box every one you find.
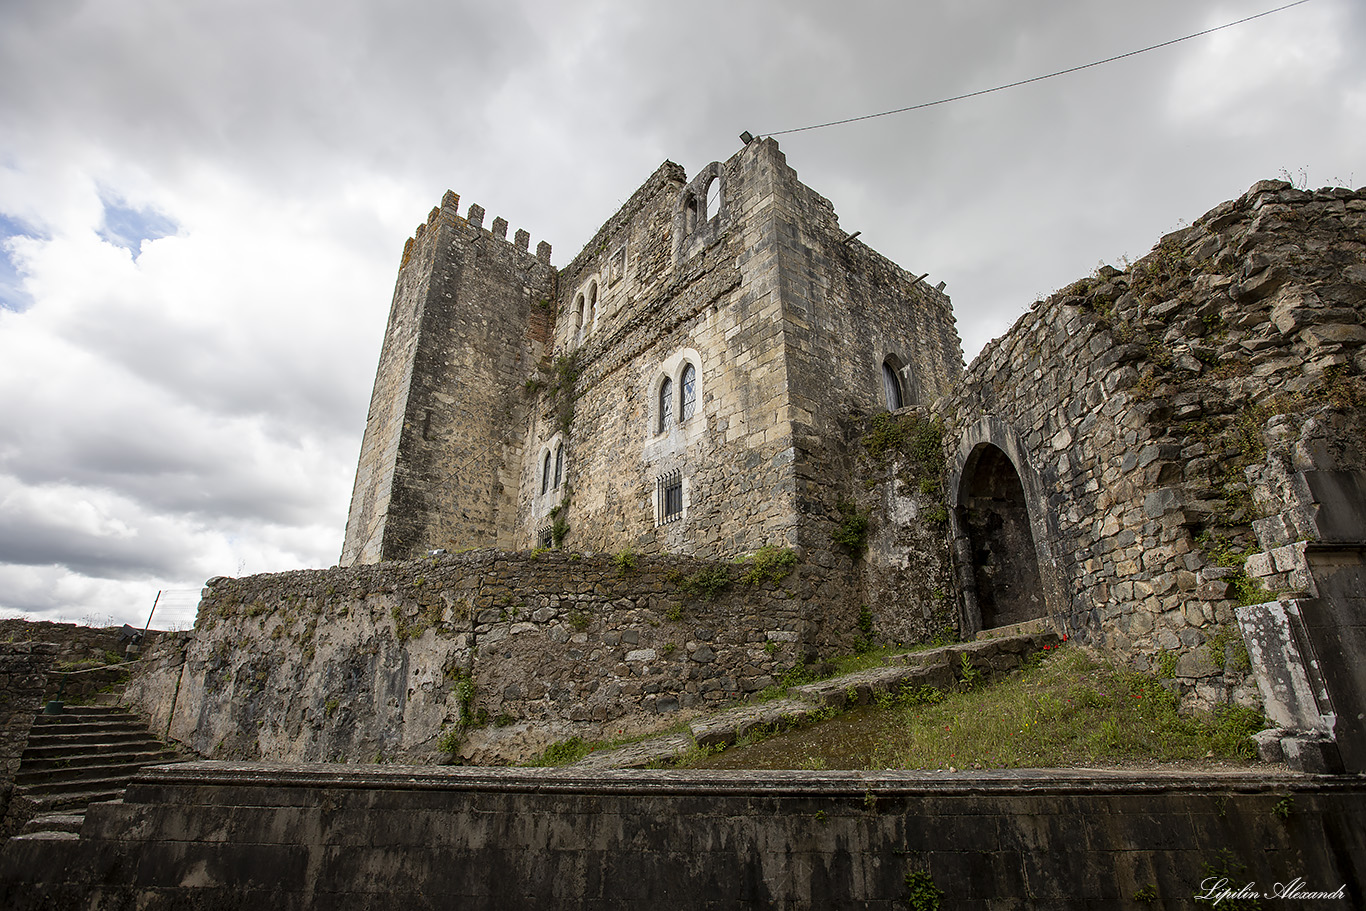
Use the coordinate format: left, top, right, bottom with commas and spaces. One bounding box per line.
960, 444, 1046, 630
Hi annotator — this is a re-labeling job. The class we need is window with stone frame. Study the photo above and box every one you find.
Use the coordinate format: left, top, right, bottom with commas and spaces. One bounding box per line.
541, 450, 551, 494
680, 363, 697, 422
537, 526, 553, 549
553, 444, 563, 488
658, 376, 673, 433
657, 469, 683, 524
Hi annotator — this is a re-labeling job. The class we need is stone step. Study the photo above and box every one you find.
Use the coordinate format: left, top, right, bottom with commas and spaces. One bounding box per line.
36, 704, 140, 717
18, 739, 171, 762
19, 771, 146, 797
19, 813, 84, 836
29, 788, 128, 813
7, 830, 81, 843
15, 753, 177, 787
28, 716, 148, 734
24, 728, 164, 748
975, 616, 1053, 640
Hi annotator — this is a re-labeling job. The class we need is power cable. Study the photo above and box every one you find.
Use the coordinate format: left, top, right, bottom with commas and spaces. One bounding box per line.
760, 0, 1316, 137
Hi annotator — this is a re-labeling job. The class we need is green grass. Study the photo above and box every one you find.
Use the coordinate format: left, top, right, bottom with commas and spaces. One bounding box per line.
872, 648, 1264, 769
683, 646, 1267, 771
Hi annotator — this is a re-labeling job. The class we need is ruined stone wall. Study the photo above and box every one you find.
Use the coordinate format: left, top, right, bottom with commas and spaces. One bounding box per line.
340, 193, 556, 565
945, 179, 1366, 708
0, 641, 54, 836
768, 147, 962, 570
836, 410, 959, 647
125, 550, 865, 766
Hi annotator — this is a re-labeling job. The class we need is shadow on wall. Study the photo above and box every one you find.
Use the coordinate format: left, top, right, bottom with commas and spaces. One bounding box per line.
958, 444, 1047, 631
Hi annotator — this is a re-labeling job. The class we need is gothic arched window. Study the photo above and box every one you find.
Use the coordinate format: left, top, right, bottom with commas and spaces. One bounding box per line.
553, 444, 563, 488
680, 363, 697, 422
658, 377, 673, 433
541, 451, 551, 494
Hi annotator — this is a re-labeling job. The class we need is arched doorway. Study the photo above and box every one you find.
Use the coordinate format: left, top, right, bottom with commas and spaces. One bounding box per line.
958, 443, 1046, 630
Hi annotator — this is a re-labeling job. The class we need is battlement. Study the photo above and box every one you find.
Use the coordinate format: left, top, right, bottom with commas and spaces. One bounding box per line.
400, 189, 552, 267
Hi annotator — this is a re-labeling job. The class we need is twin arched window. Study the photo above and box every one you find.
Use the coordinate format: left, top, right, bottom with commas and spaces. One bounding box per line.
573, 282, 598, 346
656, 362, 698, 434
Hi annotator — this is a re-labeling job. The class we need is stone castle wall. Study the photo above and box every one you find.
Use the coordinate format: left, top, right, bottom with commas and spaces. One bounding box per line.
340, 193, 556, 565
514, 139, 963, 571
518, 142, 807, 560
125, 550, 872, 765
944, 179, 1366, 709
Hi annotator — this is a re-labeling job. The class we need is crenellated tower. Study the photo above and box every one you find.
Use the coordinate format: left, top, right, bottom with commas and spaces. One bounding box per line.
340, 192, 556, 566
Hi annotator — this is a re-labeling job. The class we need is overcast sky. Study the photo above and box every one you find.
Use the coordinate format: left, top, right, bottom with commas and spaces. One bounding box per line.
1, 0, 1361, 629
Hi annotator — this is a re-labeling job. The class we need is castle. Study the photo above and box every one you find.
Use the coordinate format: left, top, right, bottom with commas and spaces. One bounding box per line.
5, 141, 1366, 908
105, 139, 1365, 775
339, 138, 962, 567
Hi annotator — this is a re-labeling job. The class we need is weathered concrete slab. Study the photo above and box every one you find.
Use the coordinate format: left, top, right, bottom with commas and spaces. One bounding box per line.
568, 733, 694, 770
688, 699, 816, 749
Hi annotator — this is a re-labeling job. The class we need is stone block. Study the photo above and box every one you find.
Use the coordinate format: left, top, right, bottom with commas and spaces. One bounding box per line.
1143, 488, 1181, 519
1270, 542, 1308, 574
1251, 728, 1285, 764
1243, 552, 1274, 578
1235, 600, 1334, 733
1281, 735, 1343, 774
1175, 650, 1218, 679
1196, 580, 1229, 600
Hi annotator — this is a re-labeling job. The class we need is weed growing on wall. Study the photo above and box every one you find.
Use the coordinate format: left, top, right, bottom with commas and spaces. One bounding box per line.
904, 869, 943, 911
673, 566, 733, 601
853, 606, 875, 653
549, 352, 580, 436
739, 546, 797, 586
1195, 532, 1272, 606
613, 548, 638, 576
1206, 625, 1252, 673
831, 497, 870, 556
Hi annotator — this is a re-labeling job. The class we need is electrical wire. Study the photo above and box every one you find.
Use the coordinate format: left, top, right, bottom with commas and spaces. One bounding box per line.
761, 0, 1316, 137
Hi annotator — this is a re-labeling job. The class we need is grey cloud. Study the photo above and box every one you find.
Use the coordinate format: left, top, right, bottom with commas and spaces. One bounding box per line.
0, 0, 1360, 623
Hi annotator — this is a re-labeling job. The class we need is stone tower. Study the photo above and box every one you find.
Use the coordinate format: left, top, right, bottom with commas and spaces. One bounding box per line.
343, 138, 963, 566
340, 193, 556, 566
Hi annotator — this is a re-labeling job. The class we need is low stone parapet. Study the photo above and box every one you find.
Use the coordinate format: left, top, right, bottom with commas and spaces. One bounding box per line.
1, 761, 1359, 909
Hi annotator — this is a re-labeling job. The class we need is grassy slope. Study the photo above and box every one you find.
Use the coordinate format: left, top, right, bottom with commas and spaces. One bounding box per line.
684, 646, 1266, 771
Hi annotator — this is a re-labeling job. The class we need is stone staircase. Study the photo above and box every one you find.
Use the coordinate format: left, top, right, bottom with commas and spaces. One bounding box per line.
11, 705, 184, 838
